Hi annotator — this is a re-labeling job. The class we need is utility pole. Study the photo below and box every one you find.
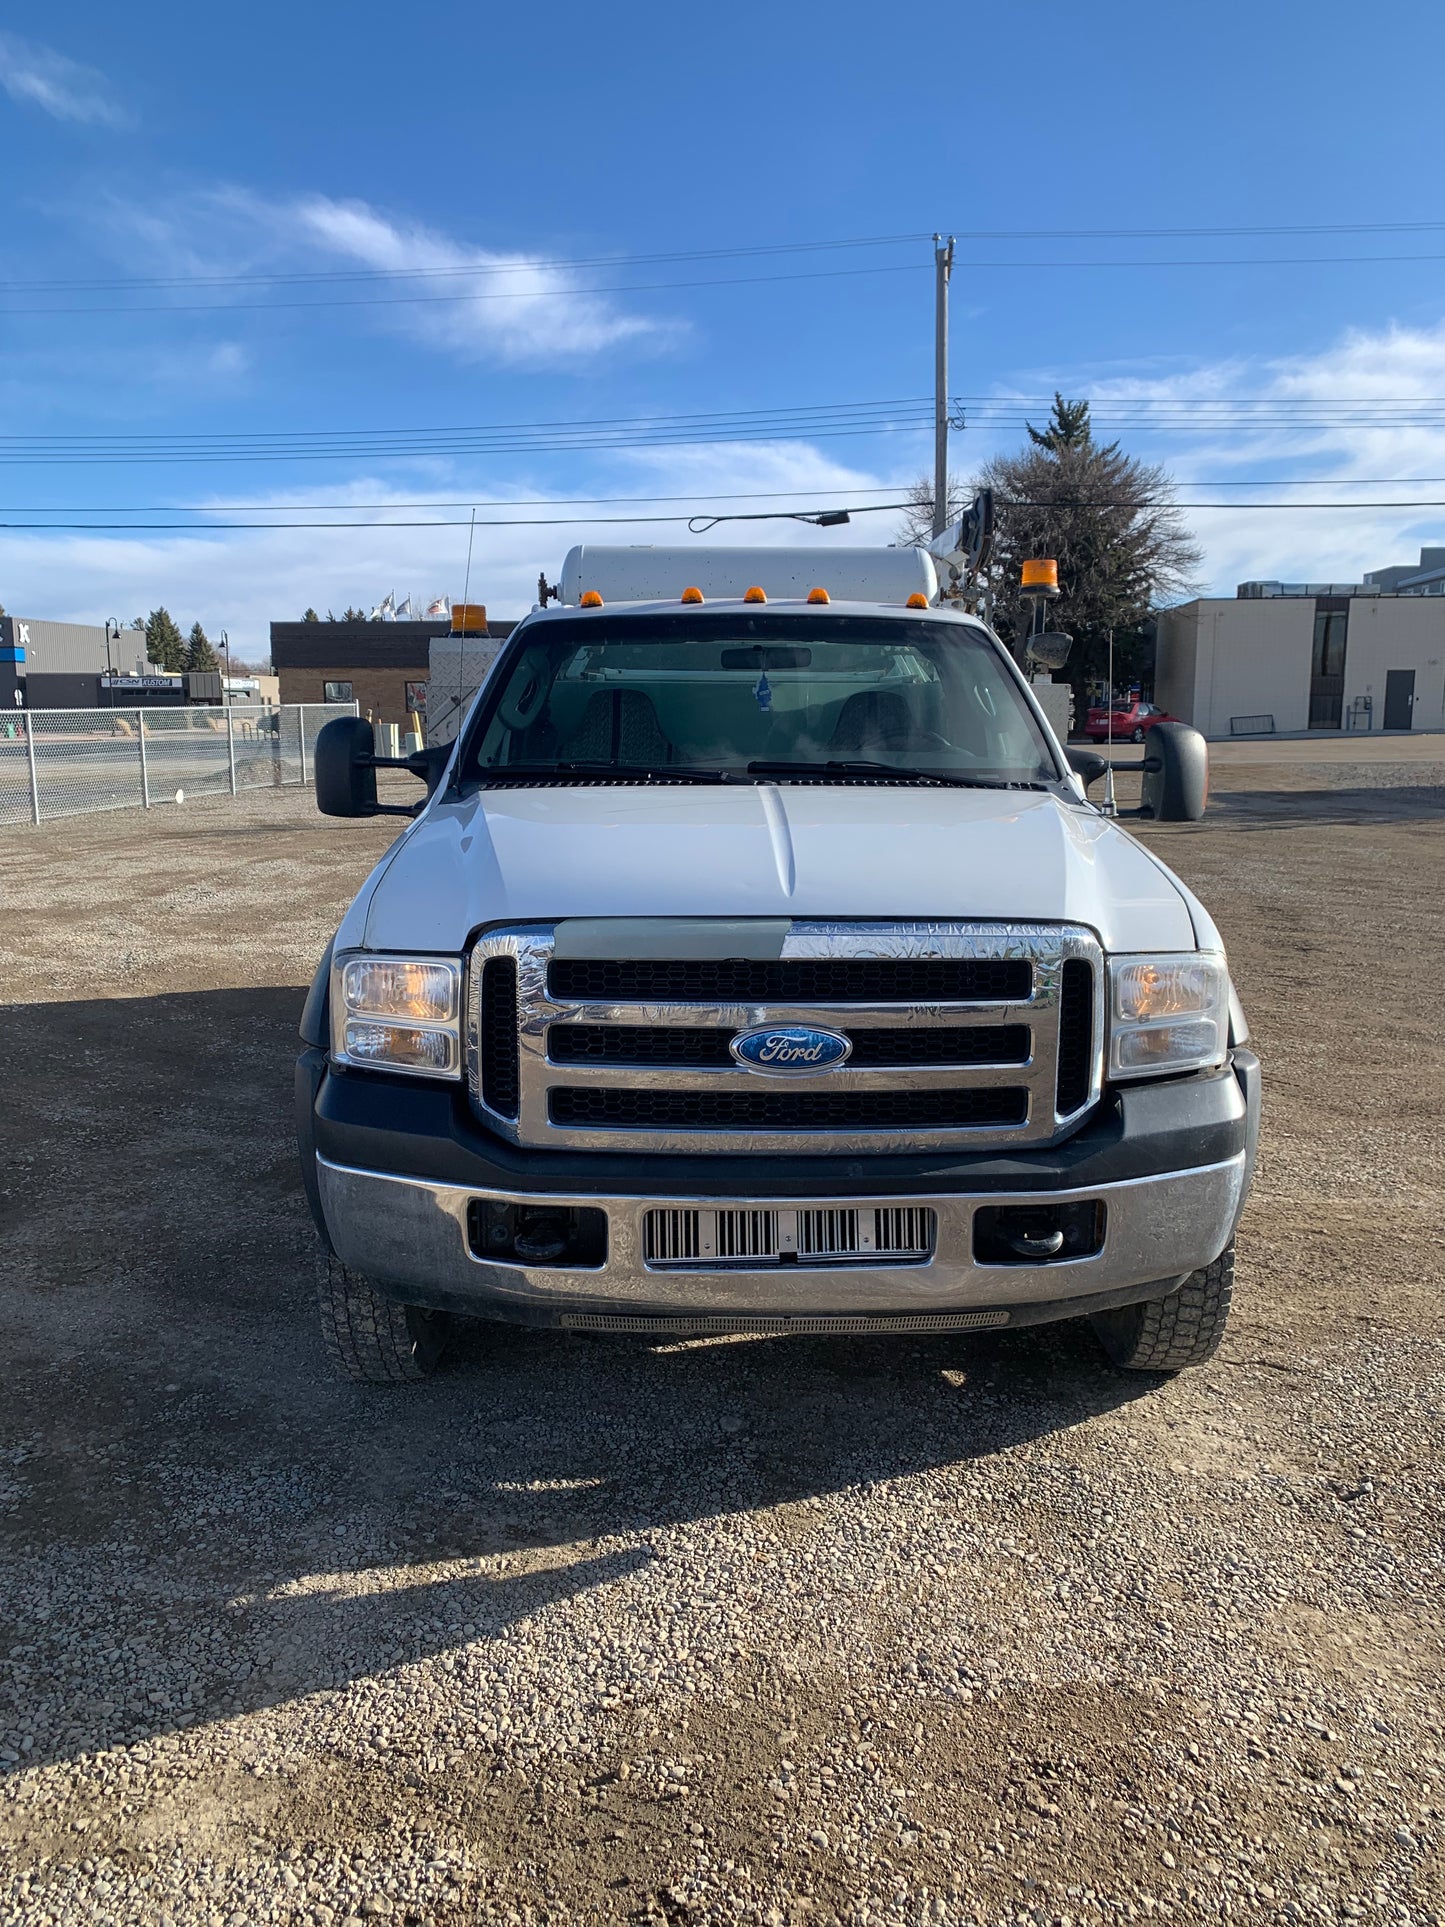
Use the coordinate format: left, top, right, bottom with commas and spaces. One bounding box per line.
932, 234, 955, 538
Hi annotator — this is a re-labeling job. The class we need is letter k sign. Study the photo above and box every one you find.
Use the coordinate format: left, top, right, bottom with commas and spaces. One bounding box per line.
15, 623, 30, 647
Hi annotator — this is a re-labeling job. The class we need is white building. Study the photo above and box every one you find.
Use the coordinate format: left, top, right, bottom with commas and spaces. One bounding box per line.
1156, 548, 1445, 737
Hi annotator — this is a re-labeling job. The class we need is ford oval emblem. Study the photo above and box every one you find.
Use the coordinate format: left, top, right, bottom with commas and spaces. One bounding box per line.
730, 1024, 852, 1073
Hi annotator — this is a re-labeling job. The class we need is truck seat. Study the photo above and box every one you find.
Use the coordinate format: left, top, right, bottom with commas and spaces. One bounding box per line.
829, 689, 924, 752
557, 688, 674, 767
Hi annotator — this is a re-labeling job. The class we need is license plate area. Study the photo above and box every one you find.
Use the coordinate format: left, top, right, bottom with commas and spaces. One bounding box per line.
641, 1206, 936, 1270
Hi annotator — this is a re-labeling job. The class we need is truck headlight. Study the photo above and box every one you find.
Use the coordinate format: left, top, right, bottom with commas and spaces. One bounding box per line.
1107, 952, 1229, 1079
330, 953, 462, 1078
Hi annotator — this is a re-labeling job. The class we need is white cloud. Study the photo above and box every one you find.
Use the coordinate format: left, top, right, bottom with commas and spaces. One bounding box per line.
0, 442, 913, 657
0, 31, 126, 126
285, 195, 679, 365
996, 320, 1445, 593
93, 187, 683, 368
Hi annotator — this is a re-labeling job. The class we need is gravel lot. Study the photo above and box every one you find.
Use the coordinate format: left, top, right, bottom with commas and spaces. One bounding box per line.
1, 756, 1442, 1926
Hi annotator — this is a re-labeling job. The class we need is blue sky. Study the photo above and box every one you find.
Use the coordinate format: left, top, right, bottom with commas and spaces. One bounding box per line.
4, 0, 1445, 654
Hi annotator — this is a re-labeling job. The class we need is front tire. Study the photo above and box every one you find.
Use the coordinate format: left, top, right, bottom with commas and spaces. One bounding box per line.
318, 1257, 453, 1383
1090, 1244, 1233, 1372
1131, 724, 1146, 743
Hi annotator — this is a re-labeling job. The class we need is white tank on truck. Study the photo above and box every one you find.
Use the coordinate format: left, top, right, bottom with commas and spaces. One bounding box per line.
299, 547, 1258, 1386
556, 544, 938, 608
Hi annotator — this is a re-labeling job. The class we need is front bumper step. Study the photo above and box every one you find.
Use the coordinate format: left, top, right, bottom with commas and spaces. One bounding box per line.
313, 1151, 1246, 1324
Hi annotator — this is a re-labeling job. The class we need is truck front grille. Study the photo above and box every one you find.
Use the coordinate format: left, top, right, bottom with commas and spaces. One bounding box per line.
548, 1022, 1031, 1070
466, 920, 1103, 1156
641, 1205, 938, 1269
1055, 957, 1095, 1116
479, 957, 521, 1119
550, 1085, 1028, 1132
548, 956, 1030, 1004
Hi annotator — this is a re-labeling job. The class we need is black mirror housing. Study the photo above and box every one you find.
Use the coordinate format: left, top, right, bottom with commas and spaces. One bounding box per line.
314, 716, 379, 817
1140, 721, 1208, 821
1025, 632, 1072, 672
1065, 746, 1109, 788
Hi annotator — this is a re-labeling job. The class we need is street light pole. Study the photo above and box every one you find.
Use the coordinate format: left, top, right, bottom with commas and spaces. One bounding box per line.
932, 234, 955, 538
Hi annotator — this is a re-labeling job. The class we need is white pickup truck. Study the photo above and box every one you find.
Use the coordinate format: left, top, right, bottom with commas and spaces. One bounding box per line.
297, 546, 1259, 1383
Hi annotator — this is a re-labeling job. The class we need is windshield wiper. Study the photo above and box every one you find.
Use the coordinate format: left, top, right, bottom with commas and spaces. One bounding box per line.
746, 759, 1043, 791
479, 761, 733, 784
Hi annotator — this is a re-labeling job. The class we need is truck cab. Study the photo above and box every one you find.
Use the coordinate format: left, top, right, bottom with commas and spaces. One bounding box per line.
298, 547, 1259, 1382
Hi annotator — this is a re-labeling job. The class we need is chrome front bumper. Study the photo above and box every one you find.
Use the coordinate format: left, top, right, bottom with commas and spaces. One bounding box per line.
314, 1151, 1246, 1331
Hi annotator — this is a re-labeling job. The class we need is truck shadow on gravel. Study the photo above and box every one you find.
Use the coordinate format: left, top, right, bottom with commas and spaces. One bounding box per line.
1204, 783, 1445, 826
1, 988, 1164, 1774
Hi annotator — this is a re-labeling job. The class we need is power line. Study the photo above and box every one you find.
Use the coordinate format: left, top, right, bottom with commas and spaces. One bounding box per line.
6, 219, 1445, 297
0, 260, 926, 318
11, 248, 1445, 320
6, 499, 1445, 535
0, 485, 918, 513
0, 477, 1443, 514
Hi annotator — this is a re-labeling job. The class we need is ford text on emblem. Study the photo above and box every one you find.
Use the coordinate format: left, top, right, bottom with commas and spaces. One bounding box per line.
730, 1025, 852, 1072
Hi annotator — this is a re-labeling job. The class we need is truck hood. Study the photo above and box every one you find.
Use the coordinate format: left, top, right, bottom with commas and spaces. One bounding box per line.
358, 783, 1197, 955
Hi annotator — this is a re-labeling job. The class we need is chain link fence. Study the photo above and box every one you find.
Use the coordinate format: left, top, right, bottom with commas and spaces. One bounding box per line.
0, 702, 358, 828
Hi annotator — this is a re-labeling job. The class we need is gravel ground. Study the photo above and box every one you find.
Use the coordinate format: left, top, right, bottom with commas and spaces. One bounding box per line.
1, 765, 1442, 1927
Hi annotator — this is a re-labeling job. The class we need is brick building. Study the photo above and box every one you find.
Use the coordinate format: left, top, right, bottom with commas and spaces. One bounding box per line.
270, 619, 447, 725
270, 614, 519, 726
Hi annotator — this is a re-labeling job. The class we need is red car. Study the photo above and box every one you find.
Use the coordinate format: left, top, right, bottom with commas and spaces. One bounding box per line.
1084, 698, 1179, 744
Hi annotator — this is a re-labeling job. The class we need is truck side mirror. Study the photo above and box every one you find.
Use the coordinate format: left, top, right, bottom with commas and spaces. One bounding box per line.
1140, 722, 1208, 821
1065, 746, 1108, 788
314, 716, 379, 817
1025, 632, 1072, 672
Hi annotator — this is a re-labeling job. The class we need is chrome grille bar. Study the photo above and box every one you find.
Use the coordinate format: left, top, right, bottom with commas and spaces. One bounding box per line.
467, 920, 1104, 1155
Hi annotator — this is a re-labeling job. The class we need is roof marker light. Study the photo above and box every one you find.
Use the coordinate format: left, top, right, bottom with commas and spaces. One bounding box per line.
579, 590, 604, 607
681, 586, 705, 604
1021, 558, 1060, 594
806, 587, 830, 604
905, 592, 929, 609
743, 585, 767, 603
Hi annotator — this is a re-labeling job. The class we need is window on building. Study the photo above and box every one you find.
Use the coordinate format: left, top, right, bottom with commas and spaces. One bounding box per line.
1309, 605, 1348, 730
323, 680, 353, 703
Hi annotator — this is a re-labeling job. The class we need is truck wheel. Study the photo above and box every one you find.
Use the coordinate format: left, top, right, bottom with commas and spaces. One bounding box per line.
318, 1257, 453, 1383
1090, 1243, 1233, 1372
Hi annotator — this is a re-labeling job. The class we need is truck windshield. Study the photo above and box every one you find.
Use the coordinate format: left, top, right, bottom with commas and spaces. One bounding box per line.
462, 612, 1060, 787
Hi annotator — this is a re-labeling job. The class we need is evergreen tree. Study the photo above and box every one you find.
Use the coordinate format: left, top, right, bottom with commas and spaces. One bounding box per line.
341, 606, 369, 623
303, 607, 320, 622
144, 608, 187, 673
974, 398, 1201, 712
1026, 393, 1093, 453
898, 400, 1201, 712
184, 622, 221, 672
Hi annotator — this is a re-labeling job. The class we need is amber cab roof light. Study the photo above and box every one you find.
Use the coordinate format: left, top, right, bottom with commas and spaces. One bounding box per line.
743, 586, 767, 603
905, 592, 929, 609
806, 586, 830, 604
1020, 558, 1059, 593
578, 590, 604, 608
680, 586, 705, 604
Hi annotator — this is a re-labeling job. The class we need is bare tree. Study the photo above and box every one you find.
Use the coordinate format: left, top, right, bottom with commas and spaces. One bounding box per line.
895, 475, 971, 548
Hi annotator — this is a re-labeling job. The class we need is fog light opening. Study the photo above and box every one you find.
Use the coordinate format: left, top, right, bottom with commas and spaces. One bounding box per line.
468, 1200, 608, 1269
973, 1200, 1105, 1267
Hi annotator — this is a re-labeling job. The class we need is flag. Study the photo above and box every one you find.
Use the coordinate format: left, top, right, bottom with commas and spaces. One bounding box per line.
395, 595, 413, 619
425, 595, 451, 619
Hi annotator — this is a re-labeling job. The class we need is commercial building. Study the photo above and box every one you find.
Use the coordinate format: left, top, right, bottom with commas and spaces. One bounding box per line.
0, 614, 215, 711
270, 609, 516, 726
1156, 547, 1445, 737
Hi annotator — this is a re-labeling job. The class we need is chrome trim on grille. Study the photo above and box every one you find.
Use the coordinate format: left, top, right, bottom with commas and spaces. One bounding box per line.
467, 920, 1104, 1154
